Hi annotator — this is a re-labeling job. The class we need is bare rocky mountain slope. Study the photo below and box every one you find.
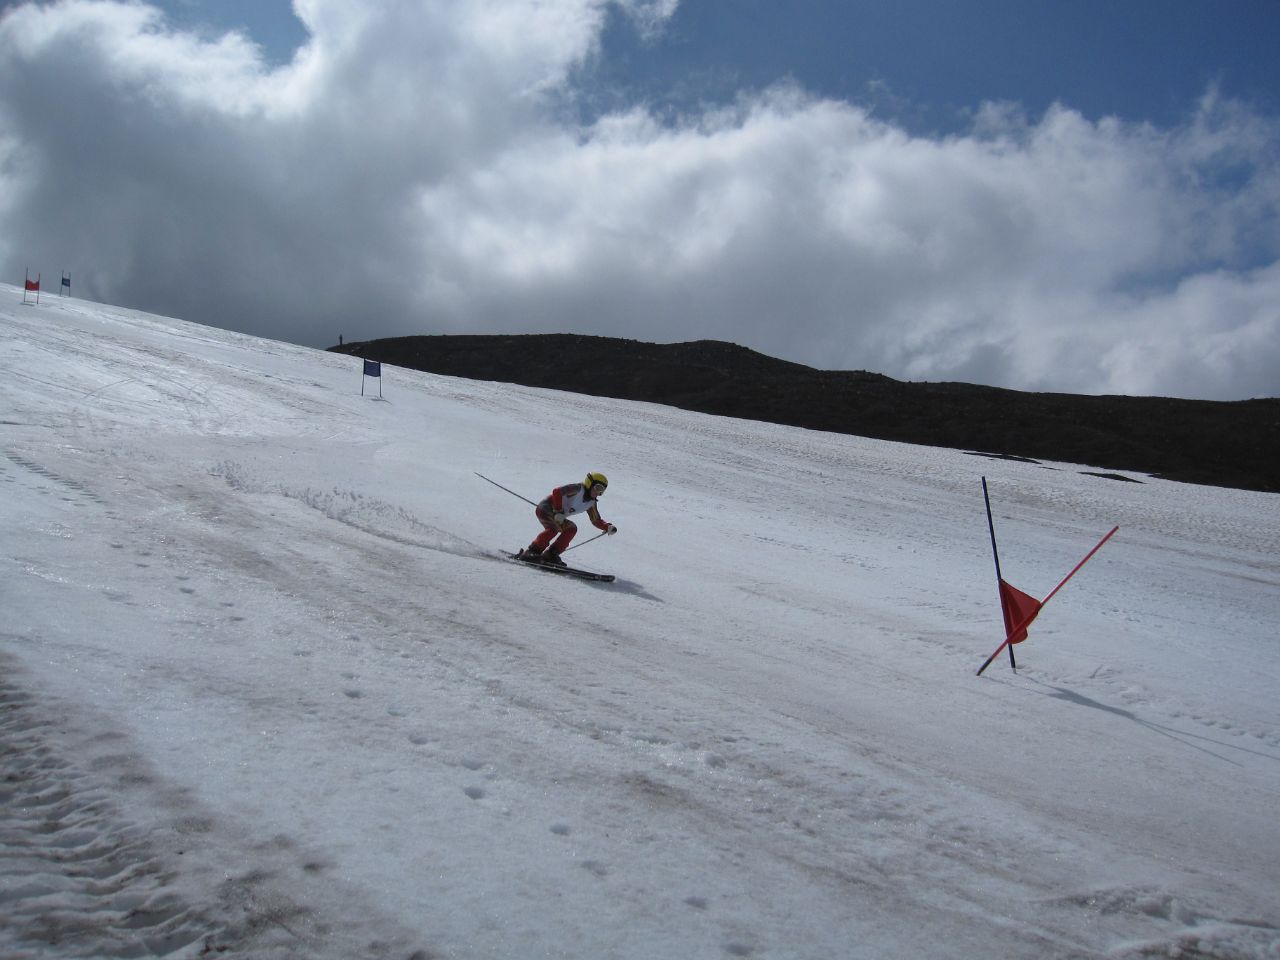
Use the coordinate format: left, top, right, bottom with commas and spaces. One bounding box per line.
329, 334, 1278, 493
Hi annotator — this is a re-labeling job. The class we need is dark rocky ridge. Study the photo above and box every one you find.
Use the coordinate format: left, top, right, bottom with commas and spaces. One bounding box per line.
328, 334, 1279, 494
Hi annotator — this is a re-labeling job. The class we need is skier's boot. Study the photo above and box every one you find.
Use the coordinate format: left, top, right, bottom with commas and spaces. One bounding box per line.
542, 548, 567, 567
518, 546, 543, 562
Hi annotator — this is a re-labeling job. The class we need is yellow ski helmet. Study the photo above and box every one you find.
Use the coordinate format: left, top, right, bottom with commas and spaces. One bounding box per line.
585, 471, 608, 492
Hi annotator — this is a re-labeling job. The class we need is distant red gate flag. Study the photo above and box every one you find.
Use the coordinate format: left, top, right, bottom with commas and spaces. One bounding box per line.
25, 277, 39, 291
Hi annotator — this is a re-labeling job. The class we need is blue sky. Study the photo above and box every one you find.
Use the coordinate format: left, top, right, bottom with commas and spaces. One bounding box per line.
599, 1, 1280, 135
157, 0, 1280, 131
3, 0, 1279, 399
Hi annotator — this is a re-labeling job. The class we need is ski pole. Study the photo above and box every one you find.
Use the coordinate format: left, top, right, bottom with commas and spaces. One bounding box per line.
564, 530, 610, 553
475, 473, 536, 507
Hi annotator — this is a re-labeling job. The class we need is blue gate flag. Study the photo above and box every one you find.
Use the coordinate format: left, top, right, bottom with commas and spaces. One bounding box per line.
360, 358, 383, 397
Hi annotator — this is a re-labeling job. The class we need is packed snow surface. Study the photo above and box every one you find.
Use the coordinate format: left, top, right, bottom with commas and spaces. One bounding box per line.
2, 286, 1278, 959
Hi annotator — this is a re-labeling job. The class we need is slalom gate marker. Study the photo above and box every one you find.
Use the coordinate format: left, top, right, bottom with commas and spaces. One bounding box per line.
976, 477, 1118, 677
361, 359, 383, 398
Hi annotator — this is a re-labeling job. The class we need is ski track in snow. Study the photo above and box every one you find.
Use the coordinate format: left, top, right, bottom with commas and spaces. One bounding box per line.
2, 286, 1279, 959
0, 656, 433, 960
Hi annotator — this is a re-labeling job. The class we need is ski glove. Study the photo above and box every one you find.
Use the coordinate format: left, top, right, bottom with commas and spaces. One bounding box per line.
552, 512, 567, 527
606, 524, 618, 535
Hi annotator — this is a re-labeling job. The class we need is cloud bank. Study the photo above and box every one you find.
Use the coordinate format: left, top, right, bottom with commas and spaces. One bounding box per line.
2, 0, 1278, 399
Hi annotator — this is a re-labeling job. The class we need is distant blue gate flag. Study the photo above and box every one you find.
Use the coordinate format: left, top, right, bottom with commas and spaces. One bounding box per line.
361, 359, 383, 397
61, 272, 70, 295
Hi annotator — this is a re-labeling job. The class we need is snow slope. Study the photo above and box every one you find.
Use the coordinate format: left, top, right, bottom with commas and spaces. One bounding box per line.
3, 285, 1278, 959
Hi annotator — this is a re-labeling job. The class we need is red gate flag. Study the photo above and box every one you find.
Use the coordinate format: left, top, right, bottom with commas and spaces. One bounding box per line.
976, 477, 1118, 676
999, 580, 1042, 644
25, 277, 39, 291
977, 525, 1119, 676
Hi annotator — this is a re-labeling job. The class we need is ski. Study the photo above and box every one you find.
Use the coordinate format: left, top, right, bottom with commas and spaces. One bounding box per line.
508, 552, 615, 583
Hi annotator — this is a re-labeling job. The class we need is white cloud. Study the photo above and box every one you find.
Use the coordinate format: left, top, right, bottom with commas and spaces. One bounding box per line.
1097, 263, 1280, 399
2, 0, 1277, 399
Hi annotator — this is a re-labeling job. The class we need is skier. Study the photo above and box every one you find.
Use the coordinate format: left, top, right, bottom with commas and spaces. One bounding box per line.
518, 472, 617, 566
